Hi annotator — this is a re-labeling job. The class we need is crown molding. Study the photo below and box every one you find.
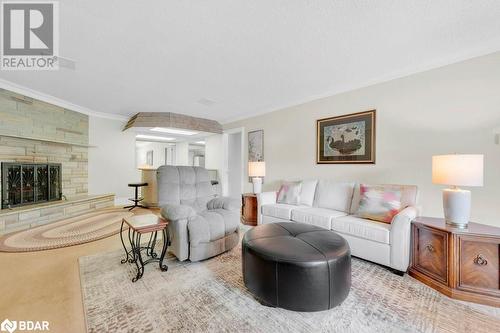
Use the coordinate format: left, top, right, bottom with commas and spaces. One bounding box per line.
222, 46, 500, 125
0, 78, 129, 121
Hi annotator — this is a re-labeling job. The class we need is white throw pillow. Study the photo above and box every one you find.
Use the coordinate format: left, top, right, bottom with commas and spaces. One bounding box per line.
314, 180, 355, 213
277, 182, 302, 205
299, 180, 318, 207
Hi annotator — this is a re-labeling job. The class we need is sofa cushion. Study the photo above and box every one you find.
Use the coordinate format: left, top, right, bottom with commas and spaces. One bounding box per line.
277, 181, 302, 205
262, 204, 307, 220
314, 180, 355, 213
299, 180, 318, 207
331, 215, 391, 244
350, 184, 418, 214
291, 207, 348, 230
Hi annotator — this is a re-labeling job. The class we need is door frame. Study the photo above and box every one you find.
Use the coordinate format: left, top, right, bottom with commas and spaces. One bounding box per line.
222, 127, 245, 197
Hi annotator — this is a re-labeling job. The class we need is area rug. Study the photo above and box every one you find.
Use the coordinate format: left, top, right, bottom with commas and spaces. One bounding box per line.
0, 208, 137, 252
79, 239, 500, 333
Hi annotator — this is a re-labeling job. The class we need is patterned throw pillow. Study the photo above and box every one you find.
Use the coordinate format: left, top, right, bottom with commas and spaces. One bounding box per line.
356, 184, 403, 224
277, 182, 302, 205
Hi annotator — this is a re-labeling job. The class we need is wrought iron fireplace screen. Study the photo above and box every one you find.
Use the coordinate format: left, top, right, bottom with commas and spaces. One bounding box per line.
1, 162, 62, 209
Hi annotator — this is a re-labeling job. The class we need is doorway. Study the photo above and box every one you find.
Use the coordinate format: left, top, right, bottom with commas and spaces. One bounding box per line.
223, 128, 244, 198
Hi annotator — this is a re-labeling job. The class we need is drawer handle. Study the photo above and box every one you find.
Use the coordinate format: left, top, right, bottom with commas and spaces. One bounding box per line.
425, 244, 435, 252
473, 254, 488, 266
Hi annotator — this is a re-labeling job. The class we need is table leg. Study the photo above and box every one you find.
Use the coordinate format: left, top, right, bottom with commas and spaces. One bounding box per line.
146, 232, 154, 257
127, 226, 135, 263
132, 231, 145, 282
158, 228, 169, 272
150, 231, 158, 258
120, 219, 129, 264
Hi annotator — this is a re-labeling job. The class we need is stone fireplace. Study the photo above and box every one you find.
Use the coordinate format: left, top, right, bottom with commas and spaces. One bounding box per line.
1, 162, 62, 209
0, 89, 117, 235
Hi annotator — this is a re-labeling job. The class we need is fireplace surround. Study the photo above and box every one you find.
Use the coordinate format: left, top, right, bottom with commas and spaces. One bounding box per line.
1, 162, 62, 209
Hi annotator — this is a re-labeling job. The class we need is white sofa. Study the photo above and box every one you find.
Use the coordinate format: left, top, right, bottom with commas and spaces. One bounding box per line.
257, 180, 419, 273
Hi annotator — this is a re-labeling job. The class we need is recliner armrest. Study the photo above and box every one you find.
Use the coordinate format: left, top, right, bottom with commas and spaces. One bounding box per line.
207, 197, 241, 211
160, 204, 197, 221
389, 206, 419, 271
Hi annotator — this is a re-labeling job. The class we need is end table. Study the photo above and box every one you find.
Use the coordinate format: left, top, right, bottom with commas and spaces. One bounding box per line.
241, 193, 257, 226
120, 214, 170, 282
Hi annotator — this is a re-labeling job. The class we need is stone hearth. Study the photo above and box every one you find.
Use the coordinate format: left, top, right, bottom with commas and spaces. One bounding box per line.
0, 194, 115, 235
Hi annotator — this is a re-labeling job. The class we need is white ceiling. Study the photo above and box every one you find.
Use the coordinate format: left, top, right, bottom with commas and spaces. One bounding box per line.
1, 0, 500, 123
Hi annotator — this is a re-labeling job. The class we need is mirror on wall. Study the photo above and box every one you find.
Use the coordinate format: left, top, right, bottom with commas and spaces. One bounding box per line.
135, 139, 206, 168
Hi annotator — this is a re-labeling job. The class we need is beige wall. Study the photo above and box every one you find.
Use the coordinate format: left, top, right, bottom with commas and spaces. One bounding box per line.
225, 52, 500, 227
88, 117, 139, 202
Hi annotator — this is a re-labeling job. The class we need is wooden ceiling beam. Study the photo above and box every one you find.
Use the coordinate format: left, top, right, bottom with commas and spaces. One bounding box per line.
123, 112, 223, 134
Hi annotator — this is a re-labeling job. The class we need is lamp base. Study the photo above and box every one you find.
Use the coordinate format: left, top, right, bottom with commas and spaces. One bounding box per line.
252, 177, 262, 194
443, 188, 471, 228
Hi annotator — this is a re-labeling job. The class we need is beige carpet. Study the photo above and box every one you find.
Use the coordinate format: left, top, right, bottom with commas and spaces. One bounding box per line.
0, 208, 139, 252
79, 237, 500, 333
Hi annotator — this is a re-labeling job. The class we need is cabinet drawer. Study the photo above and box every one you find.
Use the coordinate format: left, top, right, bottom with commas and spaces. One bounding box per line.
458, 235, 500, 297
412, 225, 448, 283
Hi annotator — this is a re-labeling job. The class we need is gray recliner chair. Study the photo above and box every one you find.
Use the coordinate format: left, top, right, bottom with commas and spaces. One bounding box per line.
157, 165, 240, 261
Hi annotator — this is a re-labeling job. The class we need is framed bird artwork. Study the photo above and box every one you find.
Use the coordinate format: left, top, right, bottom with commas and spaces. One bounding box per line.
316, 110, 376, 164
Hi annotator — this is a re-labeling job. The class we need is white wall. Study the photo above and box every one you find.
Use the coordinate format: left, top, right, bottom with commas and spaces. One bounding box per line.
225, 52, 500, 227
136, 141, 173, 168
227, 132, 243, 197
205, 134, 224, 196
88, 116, 140, 202
175, 142, 190, 166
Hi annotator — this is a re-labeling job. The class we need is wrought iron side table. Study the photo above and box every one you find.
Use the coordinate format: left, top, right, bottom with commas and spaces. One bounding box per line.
120, 214, 169, 282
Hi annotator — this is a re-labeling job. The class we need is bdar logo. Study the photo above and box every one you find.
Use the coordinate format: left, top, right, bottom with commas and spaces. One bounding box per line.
0, 319, 17, 333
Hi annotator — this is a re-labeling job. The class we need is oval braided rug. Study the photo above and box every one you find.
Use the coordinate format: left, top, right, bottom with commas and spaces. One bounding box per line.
0, 208, 135, 252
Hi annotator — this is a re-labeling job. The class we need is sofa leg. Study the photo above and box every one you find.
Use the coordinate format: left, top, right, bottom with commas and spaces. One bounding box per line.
391, 269, 406, 277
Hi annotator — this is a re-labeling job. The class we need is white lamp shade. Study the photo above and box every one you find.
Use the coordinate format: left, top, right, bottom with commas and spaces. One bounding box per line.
432, 154, 484, 187
248, 161, 266, 177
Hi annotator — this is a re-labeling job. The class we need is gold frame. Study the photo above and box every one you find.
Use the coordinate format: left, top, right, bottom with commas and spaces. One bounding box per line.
316, 110, 376, 164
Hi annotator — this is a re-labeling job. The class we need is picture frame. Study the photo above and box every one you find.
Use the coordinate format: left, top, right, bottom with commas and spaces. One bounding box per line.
248, 129, 264, 182
248, 130, 264, 162
316, 110, 376, 164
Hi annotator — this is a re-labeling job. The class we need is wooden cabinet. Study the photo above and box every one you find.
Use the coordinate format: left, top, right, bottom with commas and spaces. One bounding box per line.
412, 226, 449, 284
409, 217, 500, 307
241, 193, 257, 226
456, 235, 500, 297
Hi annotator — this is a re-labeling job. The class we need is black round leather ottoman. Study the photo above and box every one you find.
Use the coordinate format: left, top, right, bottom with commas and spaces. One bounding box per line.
242, 222, 351, 312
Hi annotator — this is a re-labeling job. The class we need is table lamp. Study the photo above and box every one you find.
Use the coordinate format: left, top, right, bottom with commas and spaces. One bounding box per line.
432, 154, 484, 228
248, 161, 265, 194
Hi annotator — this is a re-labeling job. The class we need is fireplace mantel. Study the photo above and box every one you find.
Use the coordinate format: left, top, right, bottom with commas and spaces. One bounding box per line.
0, 134, 96, 148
